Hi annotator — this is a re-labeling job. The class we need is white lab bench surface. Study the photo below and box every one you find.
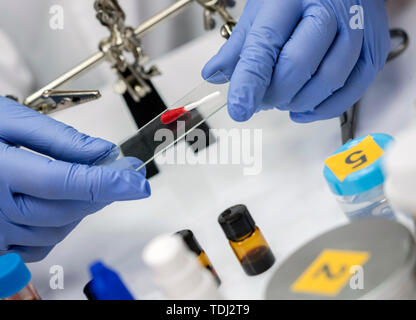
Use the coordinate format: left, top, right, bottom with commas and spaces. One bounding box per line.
28, 2, 416, 300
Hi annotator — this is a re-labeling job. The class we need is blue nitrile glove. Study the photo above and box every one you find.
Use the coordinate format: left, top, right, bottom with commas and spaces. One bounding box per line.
202, 0, 390, 123
0, 96, 151, 262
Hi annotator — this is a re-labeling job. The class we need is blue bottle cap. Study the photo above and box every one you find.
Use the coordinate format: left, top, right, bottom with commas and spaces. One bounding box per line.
89, 261, 135, 300
0, 253, 31, 298
324, 134, 394, 196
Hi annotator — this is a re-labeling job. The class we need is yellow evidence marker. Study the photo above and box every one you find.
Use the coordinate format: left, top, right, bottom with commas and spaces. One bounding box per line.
324, 135, 384, 182
291, 249, 370, 297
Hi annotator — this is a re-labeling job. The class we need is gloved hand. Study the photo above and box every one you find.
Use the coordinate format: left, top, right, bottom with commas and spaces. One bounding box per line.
202, 0, 390, 123
0, 96, 151, 262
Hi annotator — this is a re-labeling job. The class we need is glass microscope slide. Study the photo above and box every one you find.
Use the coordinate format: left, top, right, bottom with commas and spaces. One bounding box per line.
117, 78, 229, 171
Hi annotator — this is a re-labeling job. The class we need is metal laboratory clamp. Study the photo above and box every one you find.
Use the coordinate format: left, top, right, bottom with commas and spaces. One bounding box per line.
32, 90, 101, 114
95, 0, 160, 102
198, 0, 237, 39
23, 0, 237, 113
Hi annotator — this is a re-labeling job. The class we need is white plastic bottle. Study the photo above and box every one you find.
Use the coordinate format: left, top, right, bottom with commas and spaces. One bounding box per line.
142, 234, 222, 300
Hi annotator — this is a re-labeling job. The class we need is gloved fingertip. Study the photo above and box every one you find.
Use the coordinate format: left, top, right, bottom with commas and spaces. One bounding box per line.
201, 56, 218, 79
99, 157, 131, 170
132, 175, 151, 199
201, 68, 211, 81
276, 102, 291, 111
204, 71, 230, 85
202, 57, 230, 84
209, 73, 230, 84
144, 180, 151, 197
289, 112, 314, 124
118, 170, 151, 200
93, 151, 148, 177
92, 145, 120, 166
227, 97, 254, 122
228, 106, 250, 122
97, 156, 148, 186
137, 163, 147, 178
122, 157, 147, 177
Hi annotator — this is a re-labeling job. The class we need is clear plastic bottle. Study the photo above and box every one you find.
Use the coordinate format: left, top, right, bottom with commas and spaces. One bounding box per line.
0, 253, 40, 300
335, 184, 395, 220
324, 134, 396, 221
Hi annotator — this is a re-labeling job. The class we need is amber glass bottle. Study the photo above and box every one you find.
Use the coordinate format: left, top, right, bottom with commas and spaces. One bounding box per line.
176, 229, 221, 286
218, 205, 275, 276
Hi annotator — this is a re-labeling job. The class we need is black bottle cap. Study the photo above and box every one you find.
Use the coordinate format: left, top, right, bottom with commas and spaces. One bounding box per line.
218, 204, 256, 241
176, 229, 203, 255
